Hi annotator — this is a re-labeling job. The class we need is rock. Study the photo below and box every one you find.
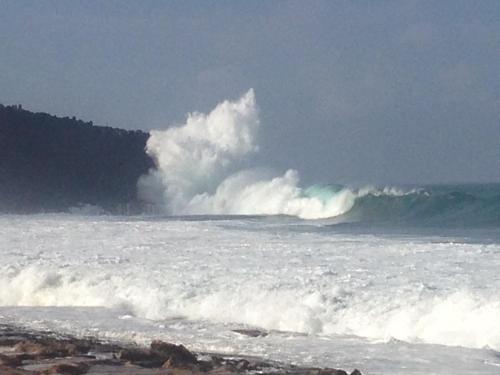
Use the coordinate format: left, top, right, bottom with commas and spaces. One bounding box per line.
198, 360, 214, 372
161, 357, 176, 368
246, 360, 272, 371
118, 348, 165, 368
209, 365, 239, 374
350, 370, 362, 375
150, 340, 198, 365
235, 359, 249, 371
323, 369, 348, 375
13, 340, 83, 358
210, 355, 224, 366
118, 348, 155, 362
0, 354, 23, 367
307, 369, 348, 375
42, 362, 90, 374
166, 369, 201, 375
0, 365, 35, 374
231, 329, 268, 337
13, 340, 45, 355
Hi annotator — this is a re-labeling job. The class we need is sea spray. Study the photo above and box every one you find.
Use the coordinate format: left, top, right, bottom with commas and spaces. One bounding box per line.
138, 90, 500, 224
139, 90, 358, 219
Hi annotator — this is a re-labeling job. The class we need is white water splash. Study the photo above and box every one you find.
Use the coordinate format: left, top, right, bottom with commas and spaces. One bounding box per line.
139, 90, 361, 219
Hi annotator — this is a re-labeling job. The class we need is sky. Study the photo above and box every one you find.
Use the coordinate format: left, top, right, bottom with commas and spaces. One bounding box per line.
1, 0, 499, 185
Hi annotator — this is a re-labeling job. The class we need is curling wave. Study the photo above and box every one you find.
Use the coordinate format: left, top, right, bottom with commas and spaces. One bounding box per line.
335, 184, 500, 227
139, 90, 500, 225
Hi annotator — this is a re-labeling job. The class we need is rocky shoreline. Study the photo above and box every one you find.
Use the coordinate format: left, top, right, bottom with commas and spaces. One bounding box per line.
0, 324, 362, 374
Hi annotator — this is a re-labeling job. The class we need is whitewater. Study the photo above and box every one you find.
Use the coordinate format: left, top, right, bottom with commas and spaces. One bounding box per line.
2, 91, 500, 374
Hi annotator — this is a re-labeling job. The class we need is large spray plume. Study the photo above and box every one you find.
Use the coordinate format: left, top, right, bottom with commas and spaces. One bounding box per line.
139, 90, 357, 219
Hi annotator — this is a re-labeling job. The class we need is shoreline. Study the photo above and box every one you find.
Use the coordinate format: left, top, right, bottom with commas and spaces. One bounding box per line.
0, 324, 362, 374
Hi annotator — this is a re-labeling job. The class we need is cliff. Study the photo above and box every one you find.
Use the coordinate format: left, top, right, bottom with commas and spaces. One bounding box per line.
0, 104, 154, 213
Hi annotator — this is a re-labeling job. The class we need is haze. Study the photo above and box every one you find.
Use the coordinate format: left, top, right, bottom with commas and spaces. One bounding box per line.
1, 0, 499, 185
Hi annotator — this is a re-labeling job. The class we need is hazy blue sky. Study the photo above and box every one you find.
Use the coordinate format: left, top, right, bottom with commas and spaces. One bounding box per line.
1, 0, 499, 185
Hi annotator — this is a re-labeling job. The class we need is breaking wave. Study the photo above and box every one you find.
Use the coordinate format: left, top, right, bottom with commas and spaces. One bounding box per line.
2, 264, 500, 351
139, 90, 500, 225
138, 89, 360, 219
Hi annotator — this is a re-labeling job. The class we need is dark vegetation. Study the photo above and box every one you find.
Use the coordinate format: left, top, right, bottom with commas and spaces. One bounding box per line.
0, 103, 154, 213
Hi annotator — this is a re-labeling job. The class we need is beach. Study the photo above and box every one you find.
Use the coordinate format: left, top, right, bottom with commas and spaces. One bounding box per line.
0, 324, 360, 374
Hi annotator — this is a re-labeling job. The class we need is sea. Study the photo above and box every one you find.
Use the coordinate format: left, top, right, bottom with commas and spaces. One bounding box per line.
1, 183, 500, 375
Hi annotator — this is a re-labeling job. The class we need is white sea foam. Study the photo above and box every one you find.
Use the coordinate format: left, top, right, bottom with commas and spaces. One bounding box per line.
139, 90, 416, 219
2, 215, 500, 374
2, 264, 500, 352
1, 215, 500, 355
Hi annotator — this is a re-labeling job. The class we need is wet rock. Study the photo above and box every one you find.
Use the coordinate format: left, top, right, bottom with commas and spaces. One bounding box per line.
197, 360, 214, 372
209, 365, 239, 374
235, 359, 249, 371
161, 357, 176, 368
162, 357, 199, 375
166, 369, 201, 375
0, 354, 23, 367
119, 348, 154, 362
118, 348, 163, 368
231, 329, 268, 337
13, 340, 83, 358
0, 325, 360, 375
246, 360, 273, 371
150, 340, 198, 365
210, 355, 224, 366
13, 341, 46, 356
307, 369, 348, 375
42, 362, 90, 374
322, 369, 348, 375
0, 365, 35, 374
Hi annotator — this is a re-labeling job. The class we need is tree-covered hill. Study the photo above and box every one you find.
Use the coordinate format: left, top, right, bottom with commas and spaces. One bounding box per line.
0, 104, 154, 213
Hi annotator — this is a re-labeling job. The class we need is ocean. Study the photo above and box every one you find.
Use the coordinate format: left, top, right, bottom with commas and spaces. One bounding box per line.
1, 183, 500, 374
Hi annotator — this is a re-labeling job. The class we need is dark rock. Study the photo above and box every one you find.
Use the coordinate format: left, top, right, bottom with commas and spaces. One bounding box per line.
232, 329, 268, 337
13, 340, 46, 355
42, 362, 90, 374
246, 360, 273, 370
307, 369, 348, 375
118, 348, 166, 368
235, 359, 249, 371
162, 358, 201, 373
198, 360, 214, 372
13, 353, 37, 361
210, 355, 224, 366
0, 365, 35, 374
13, 339, 84, 359
150, 340, 198, 365
161, 357, 175, 368
166, 368, 201, 375
350, 370, 362, 375
118, 348, 155, 362
209, 365, 239, 374
322, 369, 348, 375
0, 354, 23, 367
